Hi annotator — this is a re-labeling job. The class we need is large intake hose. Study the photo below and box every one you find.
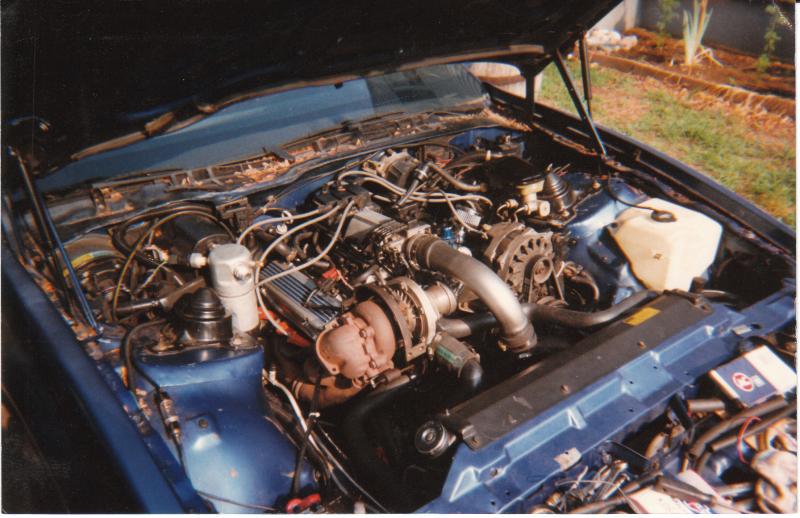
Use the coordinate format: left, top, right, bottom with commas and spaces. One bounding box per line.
341, 378, 415, 512
437, 289, 658, 338
405, 235, 537, 352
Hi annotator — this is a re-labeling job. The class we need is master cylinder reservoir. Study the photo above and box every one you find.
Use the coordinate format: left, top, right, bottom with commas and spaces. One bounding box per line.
609, 198, 722, 291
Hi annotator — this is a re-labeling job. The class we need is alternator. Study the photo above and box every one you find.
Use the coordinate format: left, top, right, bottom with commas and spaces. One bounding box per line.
483, 222, 557, 303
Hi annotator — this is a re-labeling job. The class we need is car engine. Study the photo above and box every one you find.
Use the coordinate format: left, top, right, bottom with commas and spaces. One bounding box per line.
28, 129, 796, 513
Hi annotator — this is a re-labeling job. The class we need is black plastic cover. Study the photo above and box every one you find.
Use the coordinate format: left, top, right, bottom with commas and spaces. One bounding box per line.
441, 294, 712, 449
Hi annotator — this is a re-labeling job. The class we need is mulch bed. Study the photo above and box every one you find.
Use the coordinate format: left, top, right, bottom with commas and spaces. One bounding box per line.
589, 52, 795, 119
615, 28, 794, 99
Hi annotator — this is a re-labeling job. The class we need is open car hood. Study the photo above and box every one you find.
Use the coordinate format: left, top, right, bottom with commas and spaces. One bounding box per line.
3, 0, 619, 170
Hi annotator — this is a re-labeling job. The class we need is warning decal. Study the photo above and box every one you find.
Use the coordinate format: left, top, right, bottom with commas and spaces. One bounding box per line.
623, 307, 660, 326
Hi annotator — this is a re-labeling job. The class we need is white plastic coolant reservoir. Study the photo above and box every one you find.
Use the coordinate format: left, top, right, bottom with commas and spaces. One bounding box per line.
609, 198, 722, 291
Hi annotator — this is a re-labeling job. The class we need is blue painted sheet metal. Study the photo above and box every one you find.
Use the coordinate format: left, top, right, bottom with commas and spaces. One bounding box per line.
93, 358, 209, 512
137, 347, 317, 513
418, 283, 795, 513
2, 250, 190, 512
561, 173, 645, 304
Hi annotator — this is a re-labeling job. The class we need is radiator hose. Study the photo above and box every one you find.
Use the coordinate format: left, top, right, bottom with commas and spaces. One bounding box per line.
341, 378, 415, 512
437, 290, 657, 338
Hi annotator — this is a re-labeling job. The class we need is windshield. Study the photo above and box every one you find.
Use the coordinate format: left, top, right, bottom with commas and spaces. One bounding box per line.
40, 64, 486, 192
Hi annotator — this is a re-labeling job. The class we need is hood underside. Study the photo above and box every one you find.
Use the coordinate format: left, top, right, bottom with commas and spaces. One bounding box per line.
2, 0, 619, 169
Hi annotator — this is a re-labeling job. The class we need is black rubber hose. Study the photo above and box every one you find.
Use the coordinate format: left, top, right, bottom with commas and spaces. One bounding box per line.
687, 397, 788, 462
340, 379, 414, 512
523, 290, 657, 328
427, 163, 486, 192
115, 298, 161, 316
111, 209, 227, 322
446, 359, 484, 406
437, 290, 657, 338
121, 319, 166, 389
694, 403, 796, 473
261, 388, 330, 490
116, 277, 206, 316
569, 272, 600, 305
444, 150, 487, 169
708, 405, 795, 453
459, 359, 483, 394
292, 377, 322, 497
291, 231, 315, 260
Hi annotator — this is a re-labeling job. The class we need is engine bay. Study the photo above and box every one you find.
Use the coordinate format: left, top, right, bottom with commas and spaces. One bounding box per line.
21, 125, 796, 513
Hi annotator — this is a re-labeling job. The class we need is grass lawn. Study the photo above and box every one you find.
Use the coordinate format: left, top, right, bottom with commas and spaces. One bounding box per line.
538, 61, 796, 227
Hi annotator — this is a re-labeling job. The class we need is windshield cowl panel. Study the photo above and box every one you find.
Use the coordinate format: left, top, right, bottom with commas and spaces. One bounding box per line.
44, 105, 497, 239
40, 65, 487, 194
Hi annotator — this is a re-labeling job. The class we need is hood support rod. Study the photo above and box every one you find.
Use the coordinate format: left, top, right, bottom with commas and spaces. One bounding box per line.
522, 64, 537, 120
10, 149, 102, 335
553, 49, 607, 159
579, 33, 593, 117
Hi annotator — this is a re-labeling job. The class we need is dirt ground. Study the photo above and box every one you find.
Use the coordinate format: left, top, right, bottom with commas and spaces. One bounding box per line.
615, 28, 795, 98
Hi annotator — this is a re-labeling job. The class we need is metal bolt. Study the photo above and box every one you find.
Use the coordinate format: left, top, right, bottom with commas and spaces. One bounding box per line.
638, 341, 647, 349
421, 428, 437, 443
560, 384, 570, 394
233, 266, 252, 281
198, 418, 209, 429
